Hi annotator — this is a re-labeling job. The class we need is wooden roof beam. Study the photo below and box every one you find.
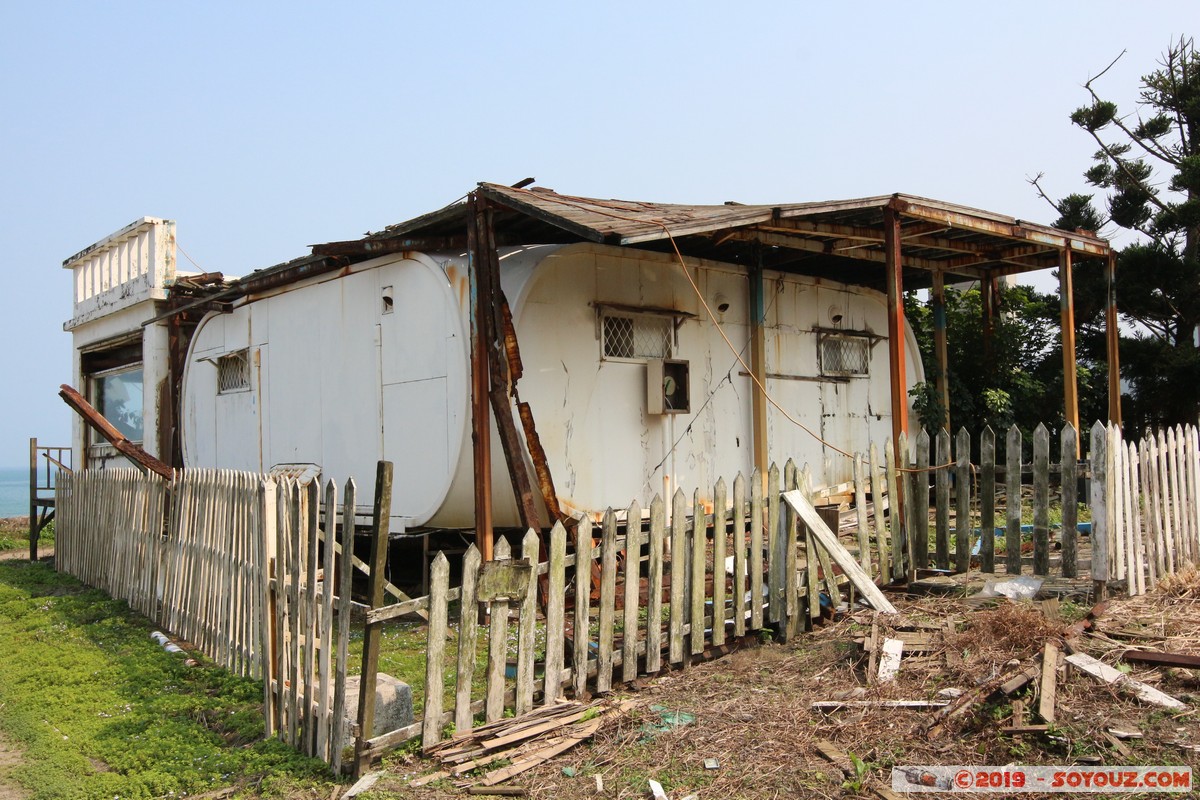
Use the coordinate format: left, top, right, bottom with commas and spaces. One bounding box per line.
726, 229, 987, 279
891, 198, 1110, 257
765, 219, 1069, 265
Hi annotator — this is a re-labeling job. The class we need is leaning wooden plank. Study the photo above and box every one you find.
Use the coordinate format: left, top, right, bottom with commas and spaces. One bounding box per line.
780, 490, 897, 614
475, 718, 602, 786
878, 638, 903, 683
1065, 652, 1189, 711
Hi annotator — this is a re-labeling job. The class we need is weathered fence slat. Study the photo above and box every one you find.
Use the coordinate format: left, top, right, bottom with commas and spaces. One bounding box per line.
486, 537, 513, 723
980, 426, 996, 574
852, 454, 870, 577
885, 438, 903, 582
955, 427, 971, 574
748, 470, 764, 631
870, 444, 890, 580
935, 429, 951, 570
542, 524, 567, 704
422, 552, 450, 749
596, 511, 618, 692
1033, 424, 1050, 576
645, 497, 665, 674
1060, 425, 1078, 578
516, 529, 540, 713
331, 477, 355, 775
1006, 426, 1023, 575
622, 499, 642, 684
689, 491, 706, 656
669, 490, 687, 666
573, 517, 593, 697
1090, 421, 1109, 596
913, 430, 930, 571
712, 478, 728, 648
732, 475, 747, 638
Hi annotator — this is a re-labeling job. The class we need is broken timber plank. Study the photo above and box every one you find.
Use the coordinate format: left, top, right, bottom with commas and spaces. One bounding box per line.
878, 638, 903, 683
475, 718, 601, 786
1039, 642, 1058, 724
813, 700, 949, 712
1065, 652, 1190, 711
781, 490, 897, 613
1119, 649, 1200, 669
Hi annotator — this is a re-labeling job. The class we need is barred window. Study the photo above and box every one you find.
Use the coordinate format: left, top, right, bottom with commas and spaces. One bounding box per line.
217, 350, 251, 394
819, 333, 870, 376
602, 313, 672, 361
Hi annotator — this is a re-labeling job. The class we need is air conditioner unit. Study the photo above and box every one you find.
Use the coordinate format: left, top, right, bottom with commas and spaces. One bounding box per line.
647, 359, 690, 415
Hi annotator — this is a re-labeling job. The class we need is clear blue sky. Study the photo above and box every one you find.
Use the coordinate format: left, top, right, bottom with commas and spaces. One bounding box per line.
0, 1, 1192, 468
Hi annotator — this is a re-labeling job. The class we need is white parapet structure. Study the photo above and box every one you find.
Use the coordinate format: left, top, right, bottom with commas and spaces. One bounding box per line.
62, 218, 178, 470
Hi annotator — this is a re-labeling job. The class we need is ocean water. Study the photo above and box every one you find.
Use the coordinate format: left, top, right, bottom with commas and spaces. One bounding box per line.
0, 467, 42, 518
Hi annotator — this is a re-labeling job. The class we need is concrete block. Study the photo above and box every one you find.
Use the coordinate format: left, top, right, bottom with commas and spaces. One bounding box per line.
341, 673, 413, 742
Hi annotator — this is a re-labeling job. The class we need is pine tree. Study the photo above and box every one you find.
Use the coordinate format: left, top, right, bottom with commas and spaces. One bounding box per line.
1034, 36, 1200, 430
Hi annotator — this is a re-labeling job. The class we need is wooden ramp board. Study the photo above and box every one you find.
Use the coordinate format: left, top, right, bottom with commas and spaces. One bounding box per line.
781, 490, 898, 614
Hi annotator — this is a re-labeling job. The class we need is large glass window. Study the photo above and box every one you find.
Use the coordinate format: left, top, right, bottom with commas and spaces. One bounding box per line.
91, 366, 144, 442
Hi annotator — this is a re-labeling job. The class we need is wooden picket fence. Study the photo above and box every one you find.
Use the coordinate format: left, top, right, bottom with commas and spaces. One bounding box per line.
54, 468, 375, 771
885, 421, 1200, 595
50, 419, 1200, 776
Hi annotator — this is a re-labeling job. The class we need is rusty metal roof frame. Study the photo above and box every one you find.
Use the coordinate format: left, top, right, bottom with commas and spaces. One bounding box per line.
306, 183, 1112, 293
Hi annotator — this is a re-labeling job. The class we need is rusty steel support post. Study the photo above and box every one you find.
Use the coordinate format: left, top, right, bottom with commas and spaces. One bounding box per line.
748, 252, 769, 478
931, 269, 950, 432
883, 206, 909, 453
1105, 251, 1122, 427
981, 276, 997, 376
467, 194, 494, 561
1060, 249, 1081, 457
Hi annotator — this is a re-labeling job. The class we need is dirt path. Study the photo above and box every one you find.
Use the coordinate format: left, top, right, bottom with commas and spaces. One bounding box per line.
0, 548, 52, 563
0, 731, 29, 800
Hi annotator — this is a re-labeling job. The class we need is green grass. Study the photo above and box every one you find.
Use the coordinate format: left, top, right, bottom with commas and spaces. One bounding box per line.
0, 560, 332, 800
0, 518, 54, 552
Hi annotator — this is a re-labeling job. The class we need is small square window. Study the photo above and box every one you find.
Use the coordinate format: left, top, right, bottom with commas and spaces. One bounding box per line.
819, 333, 870, 376
217, 350, 251, 394
602, 313, 672, 361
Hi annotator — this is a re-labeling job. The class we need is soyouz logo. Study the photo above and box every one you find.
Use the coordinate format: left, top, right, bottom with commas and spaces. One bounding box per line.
891, 765, 1192, 793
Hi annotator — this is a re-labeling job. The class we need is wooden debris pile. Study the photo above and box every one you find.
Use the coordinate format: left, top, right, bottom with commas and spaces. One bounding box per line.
409, 699, 634, 792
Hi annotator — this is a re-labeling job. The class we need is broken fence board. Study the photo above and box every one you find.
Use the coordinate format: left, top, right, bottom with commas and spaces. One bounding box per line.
878, 638, 903, 683
1065, 652, 1189, 711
